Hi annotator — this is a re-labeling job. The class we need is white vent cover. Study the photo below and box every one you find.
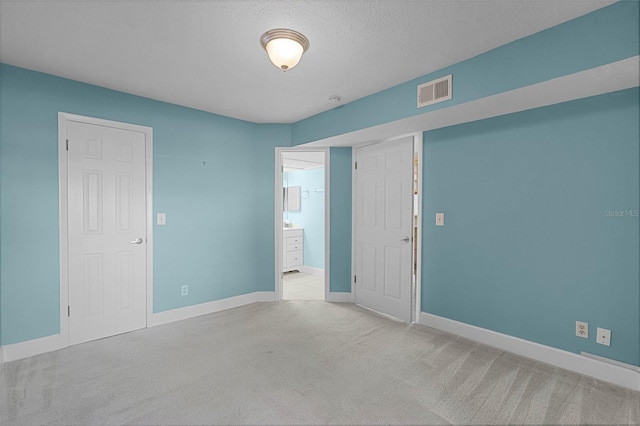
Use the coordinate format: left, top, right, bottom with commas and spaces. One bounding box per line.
417, 74, 452, 108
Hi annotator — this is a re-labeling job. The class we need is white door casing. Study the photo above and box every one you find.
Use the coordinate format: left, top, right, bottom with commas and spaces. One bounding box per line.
62, 116, 151, 346
354, 137, 413, 322
274, 148, 329, 301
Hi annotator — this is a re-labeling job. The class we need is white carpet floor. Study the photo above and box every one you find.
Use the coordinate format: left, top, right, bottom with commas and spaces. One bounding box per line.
1, 301, 639, 425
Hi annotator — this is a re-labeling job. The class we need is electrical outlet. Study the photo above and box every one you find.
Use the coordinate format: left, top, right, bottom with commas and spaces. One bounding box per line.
596, 327, 611, 346
576, 321, 588, 338
181, 285, 188, 296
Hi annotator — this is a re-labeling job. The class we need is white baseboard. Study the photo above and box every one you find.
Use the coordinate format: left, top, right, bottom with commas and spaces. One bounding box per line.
1, 333, 66, 363
420, 312, 640, 392
325, 292, 353, 303
581, 351, 640, 372
1, 292, 276, 363
151, 291, 276, 327
301, 266, 324, 276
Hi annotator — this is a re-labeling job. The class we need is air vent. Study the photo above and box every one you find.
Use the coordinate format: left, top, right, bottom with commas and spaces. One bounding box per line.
417, 74, 452, 108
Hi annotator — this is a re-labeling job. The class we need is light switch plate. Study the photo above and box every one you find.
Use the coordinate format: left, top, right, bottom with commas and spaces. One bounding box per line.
157, 213, 166, 225
596, 327, 611, 346
436, 212, 445, 226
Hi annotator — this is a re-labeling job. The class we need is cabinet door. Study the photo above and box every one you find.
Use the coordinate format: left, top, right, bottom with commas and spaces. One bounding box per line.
287, 251, 303, 268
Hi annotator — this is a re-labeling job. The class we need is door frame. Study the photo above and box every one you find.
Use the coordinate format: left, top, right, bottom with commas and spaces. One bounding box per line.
58, 112, 154, 346
351, 133, 423, 322
274, 147, 329, 301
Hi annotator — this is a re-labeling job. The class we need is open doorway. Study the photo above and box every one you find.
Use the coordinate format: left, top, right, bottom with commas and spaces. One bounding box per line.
276, 149, 327, 301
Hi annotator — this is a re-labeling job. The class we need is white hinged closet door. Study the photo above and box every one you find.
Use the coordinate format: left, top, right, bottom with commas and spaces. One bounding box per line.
355, 137, 413, 322
67, 120, 147, 345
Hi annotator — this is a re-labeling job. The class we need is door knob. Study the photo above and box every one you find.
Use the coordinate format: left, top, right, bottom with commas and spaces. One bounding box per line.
129, 237, 144, 245
400, 236, 410, 243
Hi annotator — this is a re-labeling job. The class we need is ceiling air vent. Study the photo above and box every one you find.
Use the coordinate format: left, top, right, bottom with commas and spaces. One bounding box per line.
417, 74, 452, 108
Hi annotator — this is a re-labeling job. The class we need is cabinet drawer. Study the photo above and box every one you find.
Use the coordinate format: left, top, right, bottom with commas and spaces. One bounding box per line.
283, 229, 303, 238
286, 251, 303, 267
286, 243, 302, 252
285, 236, 303, 245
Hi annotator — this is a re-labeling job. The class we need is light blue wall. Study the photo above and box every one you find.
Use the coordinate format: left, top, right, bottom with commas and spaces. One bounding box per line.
0, 64, 290, 345
250, 124, 293, 290
291, 1, 639, 145
329, 148, 352, 293
283, 168, 325, 269
423, 88, 639, 366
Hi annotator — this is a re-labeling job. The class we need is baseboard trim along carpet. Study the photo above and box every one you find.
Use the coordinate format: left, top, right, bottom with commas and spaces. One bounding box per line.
0, 291, 277, 363
420, 312, 640, 392
150, 291, 276, 327
1, 333, 66, 363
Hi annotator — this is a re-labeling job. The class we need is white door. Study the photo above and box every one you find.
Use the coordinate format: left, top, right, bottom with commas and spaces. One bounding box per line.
67, 120, 147, 345
354, 137, 413, 322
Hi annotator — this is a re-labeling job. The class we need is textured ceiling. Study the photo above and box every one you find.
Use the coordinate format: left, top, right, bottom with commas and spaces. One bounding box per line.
0, 1, 614, 124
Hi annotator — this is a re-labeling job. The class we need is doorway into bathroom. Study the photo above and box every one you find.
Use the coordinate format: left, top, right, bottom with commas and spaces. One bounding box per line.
279, 150, 327, 300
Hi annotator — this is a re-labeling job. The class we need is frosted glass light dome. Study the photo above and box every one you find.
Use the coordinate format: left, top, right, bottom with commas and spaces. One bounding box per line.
260, 29, 309, 71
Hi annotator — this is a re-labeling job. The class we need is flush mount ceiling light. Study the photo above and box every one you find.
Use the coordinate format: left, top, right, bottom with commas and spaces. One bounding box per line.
260, 29, 309, 71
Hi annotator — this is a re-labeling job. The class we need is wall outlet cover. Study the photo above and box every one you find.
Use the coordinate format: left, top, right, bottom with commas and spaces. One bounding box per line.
576, 321, 588, 339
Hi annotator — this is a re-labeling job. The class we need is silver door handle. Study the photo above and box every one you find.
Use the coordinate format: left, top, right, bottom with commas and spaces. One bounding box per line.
400, 237, 410, 243
129, 237, 144, 245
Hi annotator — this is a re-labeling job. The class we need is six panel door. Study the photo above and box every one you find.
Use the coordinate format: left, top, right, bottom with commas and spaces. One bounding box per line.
354, 137, 413, 322
67, 120, 147, 345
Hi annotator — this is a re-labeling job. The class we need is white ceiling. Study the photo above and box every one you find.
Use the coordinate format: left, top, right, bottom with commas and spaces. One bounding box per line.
0, 1, 614, 124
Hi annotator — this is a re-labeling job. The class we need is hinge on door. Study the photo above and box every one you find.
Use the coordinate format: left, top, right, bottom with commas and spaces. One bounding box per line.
67, 306, 70, 317
281, 165, 284, 172
354, 275, 357, 283
355, 161, 358, 170
66, 139, 69, 151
